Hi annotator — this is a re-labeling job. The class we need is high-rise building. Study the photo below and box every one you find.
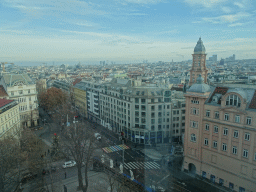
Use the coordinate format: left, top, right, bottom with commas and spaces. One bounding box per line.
189, 38, 208, 86
209, 55, 217, 62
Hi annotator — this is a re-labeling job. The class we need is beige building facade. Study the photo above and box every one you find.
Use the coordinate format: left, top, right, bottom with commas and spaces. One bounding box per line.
183, 76, 256, 191
0, 74, 39, 127
0, 99, 21, 139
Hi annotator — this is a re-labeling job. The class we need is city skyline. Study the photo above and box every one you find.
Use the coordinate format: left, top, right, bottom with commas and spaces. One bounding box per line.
0, 0, 256, 64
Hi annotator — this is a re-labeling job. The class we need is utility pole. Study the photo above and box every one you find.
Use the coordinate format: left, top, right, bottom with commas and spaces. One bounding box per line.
122, 140, 124, 165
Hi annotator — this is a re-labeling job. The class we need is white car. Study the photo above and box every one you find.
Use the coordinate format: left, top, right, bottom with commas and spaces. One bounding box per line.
62, 161, 76, 168
94, 133, 101, 140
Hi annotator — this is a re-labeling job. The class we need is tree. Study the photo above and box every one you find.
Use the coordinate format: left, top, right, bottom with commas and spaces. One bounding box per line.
60, 121, 96, 192
38, 87, 68, 112
0, 137, 23, 192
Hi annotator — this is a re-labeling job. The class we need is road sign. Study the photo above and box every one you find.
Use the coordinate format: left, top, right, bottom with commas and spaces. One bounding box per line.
67, 122, 70, 126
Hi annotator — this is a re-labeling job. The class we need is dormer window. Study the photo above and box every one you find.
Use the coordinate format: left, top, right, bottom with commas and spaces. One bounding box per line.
226, 94, 241, 107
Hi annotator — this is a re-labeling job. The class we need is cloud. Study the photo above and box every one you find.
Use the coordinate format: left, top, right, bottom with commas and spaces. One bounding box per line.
184, 0, 227, 8
202, 12, 252, 24
234, 2, 245, 8
2, 0, 107, 16
221, 6, 232, 13
228, 22, 244, 27
122, 0, 163, 4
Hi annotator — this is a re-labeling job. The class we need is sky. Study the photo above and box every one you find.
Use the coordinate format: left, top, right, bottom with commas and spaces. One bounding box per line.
0, 0, 256, 65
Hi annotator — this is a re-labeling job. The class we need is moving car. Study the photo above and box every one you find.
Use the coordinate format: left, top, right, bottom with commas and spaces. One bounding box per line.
94, 133, 101, 141
62, 161, 76, 168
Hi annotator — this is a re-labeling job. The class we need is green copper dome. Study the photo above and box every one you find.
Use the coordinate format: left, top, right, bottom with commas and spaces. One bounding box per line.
194, 37, 206, 54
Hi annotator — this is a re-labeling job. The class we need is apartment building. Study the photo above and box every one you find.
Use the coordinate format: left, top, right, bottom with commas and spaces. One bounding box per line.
73, 81, 87, 118
85, 81, 101, 124
0, 74, 39, 127
183, 76, 256, 191
0, 99, 21, 139
170, 91, 186, 143
100, 78, 172, 145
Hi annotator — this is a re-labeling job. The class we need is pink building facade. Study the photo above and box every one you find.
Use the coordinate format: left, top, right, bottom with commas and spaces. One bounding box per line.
183, 84, 256, 191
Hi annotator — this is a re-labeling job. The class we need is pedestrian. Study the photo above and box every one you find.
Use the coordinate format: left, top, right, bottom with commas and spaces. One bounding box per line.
64, 172, 66, 179
48, 149, 50, 154
45, 151, 46, 156
115, 158, 118, 167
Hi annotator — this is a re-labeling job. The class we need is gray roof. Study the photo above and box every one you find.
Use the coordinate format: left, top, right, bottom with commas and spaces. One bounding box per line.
188, 75, 211, 93
194, 37, 206, 54
1, 74, 33, 86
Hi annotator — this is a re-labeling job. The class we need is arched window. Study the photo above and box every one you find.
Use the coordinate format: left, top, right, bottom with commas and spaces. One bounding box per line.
226, 94, 241, 107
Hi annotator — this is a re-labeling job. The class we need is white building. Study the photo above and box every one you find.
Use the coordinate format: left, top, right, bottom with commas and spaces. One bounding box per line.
0, 74, 39, 127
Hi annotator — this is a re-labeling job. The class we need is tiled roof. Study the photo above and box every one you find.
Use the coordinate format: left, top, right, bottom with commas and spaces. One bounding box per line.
208, 87, 228, 104
0, 85, 8, 97
249, 90, 256, 109
0, 98, 14, 108
73, 78, 82, 86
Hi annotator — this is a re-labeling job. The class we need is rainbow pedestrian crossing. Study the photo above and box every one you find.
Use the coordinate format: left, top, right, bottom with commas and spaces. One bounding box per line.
102, 144, 130, 153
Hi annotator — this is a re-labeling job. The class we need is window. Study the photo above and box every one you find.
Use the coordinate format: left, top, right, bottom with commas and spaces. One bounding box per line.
226, 94, 241, 107
141, 99, 145, 103
29, 97, 31, 101
151, 113, 155, 118
151, 99, 154, 103
229, 183, 234, 189
213, 141, 217, 148
235, 115, 240, 123
246, 117, 252, 125
215, 112, 219, 119
19, 90, 23, 94
234, 130, 239, 138
173, 111, 176, 115
11, 91, 14, 96
28, 89, 30, 93
206, 110, 210, 117
158, 105, 162, 110
214, 126, 218, 133
219, 178, 224, 186
141, 105, 146, 110
191, 134, 196, 142
223, 128, 228, 136
224, 113, 229, 121
151, 106, 155, 111
182, 110, 185, 114
151, 125, 155, 131
244, 133, 250, 141
182, 116, 185, 120
243, 149, 248, 158
205, 124, 209, 131
158, 98, 162, 102
190, 121, 198, 128
204, 138, 208, 146
135, 98, 139, 103
222, 143, 227, 151
232, 146, 237, 154
191, 99, 199, 104
167, 112, 170, 116
151, 119, 155, 124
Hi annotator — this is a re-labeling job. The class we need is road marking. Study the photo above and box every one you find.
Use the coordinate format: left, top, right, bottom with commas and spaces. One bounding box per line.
124, 162, 160, 170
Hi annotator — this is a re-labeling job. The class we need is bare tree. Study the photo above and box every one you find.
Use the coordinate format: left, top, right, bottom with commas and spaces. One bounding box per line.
0, 137, 23, 192
60, 120, 96, 192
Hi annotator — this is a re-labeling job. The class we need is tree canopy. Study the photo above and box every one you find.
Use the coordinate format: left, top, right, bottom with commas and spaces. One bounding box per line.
38, 87, 68, 111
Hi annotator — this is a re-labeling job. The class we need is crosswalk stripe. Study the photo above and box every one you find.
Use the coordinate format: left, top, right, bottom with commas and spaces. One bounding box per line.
124, 162, 160, 170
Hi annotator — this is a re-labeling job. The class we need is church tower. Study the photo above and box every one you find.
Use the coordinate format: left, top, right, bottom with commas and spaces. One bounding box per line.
189, 38, 208, 86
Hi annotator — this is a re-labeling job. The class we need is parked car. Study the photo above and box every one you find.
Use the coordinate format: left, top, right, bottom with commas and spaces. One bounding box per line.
94, 133, 101, 141
21, 172, 38, 183
62, 161, 76, 168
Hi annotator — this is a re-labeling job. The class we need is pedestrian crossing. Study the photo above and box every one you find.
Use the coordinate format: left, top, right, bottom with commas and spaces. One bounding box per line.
124, 162, 160, 170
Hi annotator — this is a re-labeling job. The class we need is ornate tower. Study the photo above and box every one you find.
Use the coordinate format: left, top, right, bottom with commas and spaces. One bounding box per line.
189, 38, 208, 86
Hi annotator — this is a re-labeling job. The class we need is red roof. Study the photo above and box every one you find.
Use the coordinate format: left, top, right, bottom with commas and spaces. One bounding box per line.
208, 87, 228, 104
73, 78, 82, 86
0, 98, 14, 108
249, 90, 256, 109
0, 85, 8, 97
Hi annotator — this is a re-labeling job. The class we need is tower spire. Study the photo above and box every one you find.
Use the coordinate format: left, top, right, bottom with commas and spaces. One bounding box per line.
189, 38, 208, 86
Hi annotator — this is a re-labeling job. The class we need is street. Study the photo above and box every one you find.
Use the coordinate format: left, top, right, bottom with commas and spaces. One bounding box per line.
24, 108, 226, 192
